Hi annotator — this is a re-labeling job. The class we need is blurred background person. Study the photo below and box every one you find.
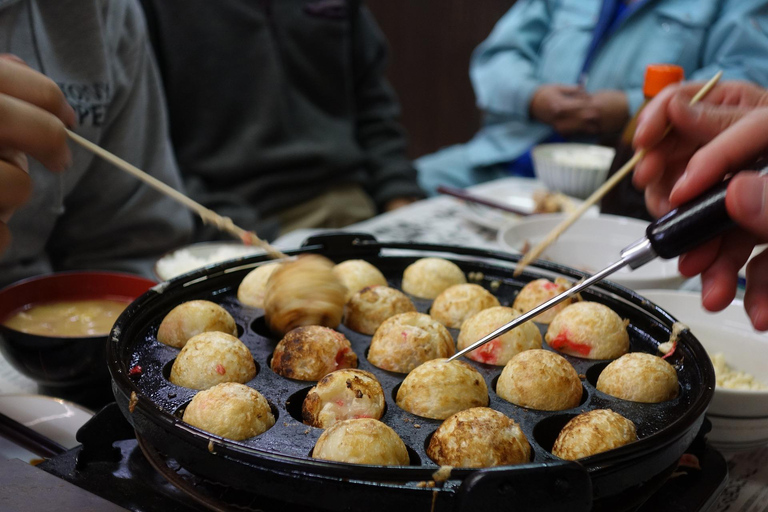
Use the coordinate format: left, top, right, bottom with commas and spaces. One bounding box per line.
415, 0, 768, 196
139, 0, 424, 242
634, 80, 768, 331
0, 0, 193, 287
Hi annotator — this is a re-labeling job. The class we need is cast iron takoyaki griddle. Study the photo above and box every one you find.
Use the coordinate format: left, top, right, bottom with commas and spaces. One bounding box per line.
108, 233, 714, 512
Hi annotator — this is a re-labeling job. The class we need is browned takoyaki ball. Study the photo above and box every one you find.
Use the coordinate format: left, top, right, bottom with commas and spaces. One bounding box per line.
512, 278, 577, 324
332, 259, 388, 303
343, 286, 416, 335
302, 369, 385, 428
427, 407, 530, 468
312, 418, 409, 465
552, 409, 637, 461
401, 257, 466, 299
237, 262, 282, 308
170, 331, 256, 390
183, 382, 275, 441
545, 302, 629, 360
263, 255, 346, 336
157, 300, 238, 348
496, 349, 582, 411
456, 306, 541, 366
597, 352, 678, 403
430, 284, 501, 329
368, 312, 455, 373
396, 359, 488, 420
271, 325, 357, 381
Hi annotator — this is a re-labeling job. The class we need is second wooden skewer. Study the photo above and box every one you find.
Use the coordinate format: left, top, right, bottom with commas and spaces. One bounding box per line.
513, 71, 723, 277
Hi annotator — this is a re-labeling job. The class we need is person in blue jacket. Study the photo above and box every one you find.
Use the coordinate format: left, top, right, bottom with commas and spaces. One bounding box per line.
416, 0, 768, 196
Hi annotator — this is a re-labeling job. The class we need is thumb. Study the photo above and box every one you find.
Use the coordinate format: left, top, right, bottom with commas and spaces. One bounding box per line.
726, 173, 768, 240
668, 94, 749, 144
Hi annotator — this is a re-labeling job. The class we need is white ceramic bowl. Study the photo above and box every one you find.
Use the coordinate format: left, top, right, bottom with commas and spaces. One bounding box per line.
532, 143, 615, 199
155, 241, 265, 281
497, 213, 684, 290
638, 289, 768, 452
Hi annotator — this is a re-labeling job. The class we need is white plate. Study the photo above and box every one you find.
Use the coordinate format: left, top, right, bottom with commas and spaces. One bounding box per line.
497, 213, 685, 290
155, 241, 266, 281
0, 394, 93, 462
461, 177, 597, 230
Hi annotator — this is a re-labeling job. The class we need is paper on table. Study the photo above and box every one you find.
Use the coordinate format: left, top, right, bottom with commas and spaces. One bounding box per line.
0, 355, 37, 394
713, 446, 768, 511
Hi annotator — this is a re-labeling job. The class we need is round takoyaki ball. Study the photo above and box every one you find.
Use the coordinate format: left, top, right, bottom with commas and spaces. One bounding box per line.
545, 302, 629, 360
157, 300, 238, 349
368, 312, 455, 373
263, 254, 346, 336
271, 325, 357, 381
182, 382, 275, 441
401, 257, 466, 299
237, 262, 282, 308
332, 259, 387, 303
512, 278, 576, 324
302, 369, 385, 428
552, 409, 637, 461
344, 286, 416, 335
496, 349, 582, 411
396, 359, 488, 420
170, 332, 256, 390
456, 307, 542, 366
597, 352, 678, 403
430, 284, 501, 329
312, 418, 409, 465
427, 407, 530, 468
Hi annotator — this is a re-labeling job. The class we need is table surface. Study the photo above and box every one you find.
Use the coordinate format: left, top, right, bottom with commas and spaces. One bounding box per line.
1, 178, 767, 511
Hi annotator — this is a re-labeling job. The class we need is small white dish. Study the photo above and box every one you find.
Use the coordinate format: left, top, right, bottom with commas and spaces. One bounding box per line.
532, 143, 615, 199
460, 177, 597, 231
0, 394, 94, 462
497, 213, 684, 290
155, 241, 266, 281
637, 290, 768, 452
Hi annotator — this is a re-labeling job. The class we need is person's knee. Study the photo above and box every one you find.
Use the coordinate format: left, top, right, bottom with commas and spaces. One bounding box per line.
415, 145, 475, 196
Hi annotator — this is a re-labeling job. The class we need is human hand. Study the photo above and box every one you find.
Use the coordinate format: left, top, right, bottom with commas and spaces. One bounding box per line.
529, 84, 599, 135
589, 90, 629, 135
632, 80, 768, 330
0, 55, 75, 251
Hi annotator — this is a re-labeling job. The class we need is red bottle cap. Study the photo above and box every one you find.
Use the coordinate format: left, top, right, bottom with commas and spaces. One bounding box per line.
643, 64, 685, 98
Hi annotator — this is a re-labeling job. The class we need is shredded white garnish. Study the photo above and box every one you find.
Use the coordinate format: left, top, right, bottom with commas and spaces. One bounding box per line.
711, 353, 768, 390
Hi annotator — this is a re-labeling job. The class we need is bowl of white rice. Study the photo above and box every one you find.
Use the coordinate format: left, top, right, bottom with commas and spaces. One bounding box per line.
155, 242, 266, 282
638, 289, 768, 452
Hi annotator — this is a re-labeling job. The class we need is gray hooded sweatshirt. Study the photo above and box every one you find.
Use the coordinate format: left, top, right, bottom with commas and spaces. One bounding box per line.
0, 0, 193, 287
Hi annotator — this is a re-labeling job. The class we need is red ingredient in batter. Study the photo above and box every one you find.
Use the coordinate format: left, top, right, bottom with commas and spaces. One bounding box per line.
549, 331, 592, 356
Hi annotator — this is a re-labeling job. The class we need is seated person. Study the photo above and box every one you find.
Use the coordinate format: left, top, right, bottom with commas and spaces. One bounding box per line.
0, 1, 193, 287
139, 0, 424, 241
416, 0, 768, 196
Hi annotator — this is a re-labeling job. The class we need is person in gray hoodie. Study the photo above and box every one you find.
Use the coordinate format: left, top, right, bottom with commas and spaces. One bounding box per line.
0, 0, 193, 287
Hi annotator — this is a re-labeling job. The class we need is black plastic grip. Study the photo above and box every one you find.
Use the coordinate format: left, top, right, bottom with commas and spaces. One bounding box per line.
646, 178, 735, 259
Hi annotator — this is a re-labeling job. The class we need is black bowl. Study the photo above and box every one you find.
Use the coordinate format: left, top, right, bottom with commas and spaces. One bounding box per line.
0, 271, 156, 404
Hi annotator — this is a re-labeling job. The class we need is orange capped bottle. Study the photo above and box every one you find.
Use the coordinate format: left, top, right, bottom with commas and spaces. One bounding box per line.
600, 64, 684, 220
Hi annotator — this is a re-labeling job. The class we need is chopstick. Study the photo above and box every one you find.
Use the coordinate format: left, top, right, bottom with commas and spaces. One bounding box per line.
0, 410, 66, 458
65, 130, 288, 259
513, 71, 723, 277
437, 185, 531, 216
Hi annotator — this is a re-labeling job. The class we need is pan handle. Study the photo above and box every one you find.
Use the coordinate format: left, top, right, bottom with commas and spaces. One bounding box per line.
454, 461, 592, 512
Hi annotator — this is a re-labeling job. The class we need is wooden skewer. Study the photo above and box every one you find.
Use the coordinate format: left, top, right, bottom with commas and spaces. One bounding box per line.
66, 129, 288, 259
513, 71, 723, 277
